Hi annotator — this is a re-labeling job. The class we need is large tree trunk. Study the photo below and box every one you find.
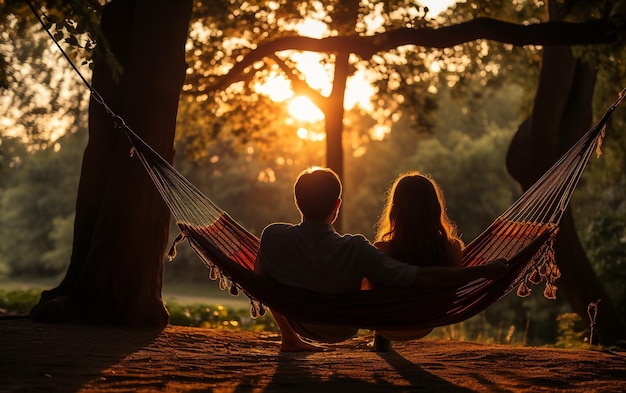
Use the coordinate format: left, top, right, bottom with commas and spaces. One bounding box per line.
32, 0, 193, 327
506, 45, 626, 346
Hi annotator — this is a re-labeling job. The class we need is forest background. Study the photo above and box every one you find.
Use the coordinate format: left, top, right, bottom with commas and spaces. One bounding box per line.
0, 0, 625, 347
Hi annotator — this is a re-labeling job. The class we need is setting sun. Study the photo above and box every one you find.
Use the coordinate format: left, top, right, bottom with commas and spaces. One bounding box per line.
288, 96, 324, 123
252, 15, 384, 140
256, 54, 378, 137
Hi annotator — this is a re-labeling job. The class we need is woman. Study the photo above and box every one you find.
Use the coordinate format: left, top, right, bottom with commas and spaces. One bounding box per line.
374, 171, 464, 268
367, 171, 464, 351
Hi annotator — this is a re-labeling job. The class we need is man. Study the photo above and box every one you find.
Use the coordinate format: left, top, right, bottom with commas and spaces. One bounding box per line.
255, 167, 507, 352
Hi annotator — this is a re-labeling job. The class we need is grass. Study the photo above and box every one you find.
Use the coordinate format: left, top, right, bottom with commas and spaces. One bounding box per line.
0, 277, 594, 348
162, 280, 250, 310
0, 287, 40, 314
0, 277, 273, 332
0, 277, 250, 309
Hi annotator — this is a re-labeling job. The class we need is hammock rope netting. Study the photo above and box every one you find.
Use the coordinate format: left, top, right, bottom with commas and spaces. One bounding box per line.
122, 90, 625, 332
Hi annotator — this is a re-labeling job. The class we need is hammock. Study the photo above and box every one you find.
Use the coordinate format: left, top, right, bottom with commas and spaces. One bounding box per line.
123, 89, 624, 332
24, 2, 623, 333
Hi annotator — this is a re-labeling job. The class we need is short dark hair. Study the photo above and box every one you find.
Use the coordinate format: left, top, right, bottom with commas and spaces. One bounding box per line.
294, 167, 342, 221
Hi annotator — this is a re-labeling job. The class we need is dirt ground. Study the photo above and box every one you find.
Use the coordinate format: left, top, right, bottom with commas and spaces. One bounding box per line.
1, 317, 625, 393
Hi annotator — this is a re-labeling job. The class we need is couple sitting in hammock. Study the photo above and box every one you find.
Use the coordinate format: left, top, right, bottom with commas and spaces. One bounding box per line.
254, 167, 509, 352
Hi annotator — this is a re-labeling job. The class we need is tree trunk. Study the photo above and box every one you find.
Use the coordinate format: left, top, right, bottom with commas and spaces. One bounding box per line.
324, 52, 350, 232
506, 44, 626, 346
32, 0, 193, 327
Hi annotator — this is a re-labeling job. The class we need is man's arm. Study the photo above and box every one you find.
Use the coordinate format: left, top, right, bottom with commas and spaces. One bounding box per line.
413, 259, 509, 288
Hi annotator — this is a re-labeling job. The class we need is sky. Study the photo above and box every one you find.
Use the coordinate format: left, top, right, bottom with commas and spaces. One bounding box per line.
420, 0, 457, 16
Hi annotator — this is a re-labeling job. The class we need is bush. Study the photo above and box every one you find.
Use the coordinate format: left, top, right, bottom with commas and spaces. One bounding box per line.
555, 313, 589, 349
165, 300, 277, 332
0, 288, 279, 332
0, 288, 40, 314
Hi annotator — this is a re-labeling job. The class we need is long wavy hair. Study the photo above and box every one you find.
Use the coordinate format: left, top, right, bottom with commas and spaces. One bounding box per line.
375, 171, 463, 266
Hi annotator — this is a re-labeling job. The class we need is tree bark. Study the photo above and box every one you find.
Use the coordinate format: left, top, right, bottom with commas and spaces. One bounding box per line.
32, 0, 193, 327
506, 45, 626, 346
324, 52, 350, 232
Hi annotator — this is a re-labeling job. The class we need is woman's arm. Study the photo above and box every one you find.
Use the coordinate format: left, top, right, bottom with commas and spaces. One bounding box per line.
412, 259, 508, 288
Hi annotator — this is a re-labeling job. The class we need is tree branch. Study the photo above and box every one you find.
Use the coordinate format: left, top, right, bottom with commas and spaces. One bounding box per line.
209, 17, 618, 92
270, 54, 328, 111
378, 18, 615, 52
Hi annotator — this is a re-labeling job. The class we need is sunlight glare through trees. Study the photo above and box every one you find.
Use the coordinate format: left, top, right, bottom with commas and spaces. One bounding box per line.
244, 0, 456, 143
